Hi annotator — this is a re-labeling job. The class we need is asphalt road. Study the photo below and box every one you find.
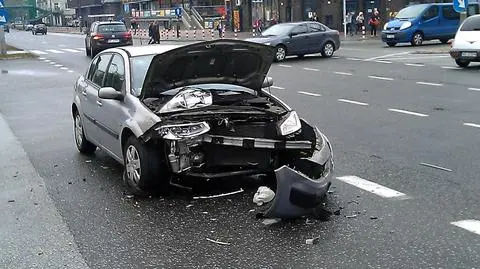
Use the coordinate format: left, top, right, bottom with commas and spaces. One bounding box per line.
1, 29, 480, 268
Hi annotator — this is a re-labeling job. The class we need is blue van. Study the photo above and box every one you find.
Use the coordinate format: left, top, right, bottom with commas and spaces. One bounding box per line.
381, 3, 459, 47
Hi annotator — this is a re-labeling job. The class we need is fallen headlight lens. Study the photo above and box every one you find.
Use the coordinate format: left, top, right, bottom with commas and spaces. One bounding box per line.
279, 111, 301, 136
400, 21, 412, 30
156, 122, 210, 140
159, 89, 213, 113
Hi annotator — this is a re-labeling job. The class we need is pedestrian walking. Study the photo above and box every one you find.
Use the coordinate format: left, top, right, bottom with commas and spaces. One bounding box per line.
346, 12, 353, 35
356, 12, 364, 35
148, 22, 154, 44
350, 12, 356, 36
153, 21, 160, 44
217, 22, 222, 38
368, 11, 380, 37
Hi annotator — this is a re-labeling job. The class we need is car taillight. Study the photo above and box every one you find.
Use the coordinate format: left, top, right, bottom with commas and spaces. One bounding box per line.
93, 34, 104, 40
123, 32, 132, 39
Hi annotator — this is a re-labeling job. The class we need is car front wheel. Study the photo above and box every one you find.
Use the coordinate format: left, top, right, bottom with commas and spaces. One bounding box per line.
123, 136, 170, 196
455, 59, 470, 68
321, 42, 335, 57
73, 112, 97, 154
275, 45, 287, 62
411, 32, 424, 46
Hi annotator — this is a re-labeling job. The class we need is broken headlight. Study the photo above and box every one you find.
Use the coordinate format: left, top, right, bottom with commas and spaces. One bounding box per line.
156, 122, 210, 140
159, 88, 213, 113
278, 111, 301, 136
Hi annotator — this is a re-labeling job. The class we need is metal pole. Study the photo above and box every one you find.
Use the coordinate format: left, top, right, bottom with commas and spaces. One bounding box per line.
0, 27, 6, 55
343, 0, 346, 38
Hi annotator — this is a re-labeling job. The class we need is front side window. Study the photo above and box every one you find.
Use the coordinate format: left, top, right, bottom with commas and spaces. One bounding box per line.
291, 25, 308, 35
442, 6, 459, 20
309, 23, 325, 32
423, 6, 439, 20
91, 54, 112, 87
104, 54, 126, 92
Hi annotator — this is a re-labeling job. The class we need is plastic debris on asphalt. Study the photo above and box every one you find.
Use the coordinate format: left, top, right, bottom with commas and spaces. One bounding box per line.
261, 218, 281, 225
306, 237, 320, 245
206, 238, 231, 246
193, 188, 244, 200
252, 186, 275, 206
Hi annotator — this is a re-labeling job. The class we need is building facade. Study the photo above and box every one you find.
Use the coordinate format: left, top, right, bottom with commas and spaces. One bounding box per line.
37, 0, 76, 26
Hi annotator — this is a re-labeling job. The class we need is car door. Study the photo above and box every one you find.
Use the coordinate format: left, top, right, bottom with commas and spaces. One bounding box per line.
85, 53, 113, 146
94, 53, 128, 158
287, 24, 310, 55
77, 57, 101, 143
308, 22, 327, 53
420, 5, 440, 39
86, 23, 95, 49
441, 5, 460, 39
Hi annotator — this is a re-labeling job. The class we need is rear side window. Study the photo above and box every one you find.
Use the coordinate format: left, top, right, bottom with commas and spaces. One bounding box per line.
442, 6, 459, 20
98, 24, 127, 33
460, 16, 480, 31
309, 23, 326, 32
423, 6, 439, 20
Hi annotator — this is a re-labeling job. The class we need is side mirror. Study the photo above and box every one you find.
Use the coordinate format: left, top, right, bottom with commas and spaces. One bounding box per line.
262, 77, 274, 88
98, 87, 123, 100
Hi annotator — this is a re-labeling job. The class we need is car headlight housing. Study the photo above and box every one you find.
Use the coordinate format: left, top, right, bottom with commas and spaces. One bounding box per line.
159, 88, 213, 113
278, 111, 301, 136
156, 122, 210, 140
400, 21, 412, 30
383, 23, 388, 30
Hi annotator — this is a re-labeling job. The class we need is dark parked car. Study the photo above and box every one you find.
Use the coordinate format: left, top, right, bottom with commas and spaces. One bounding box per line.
245, 21, 341, 61
85, 21, 132, 58
72, 40, 334, 218
32, 24, 47, 35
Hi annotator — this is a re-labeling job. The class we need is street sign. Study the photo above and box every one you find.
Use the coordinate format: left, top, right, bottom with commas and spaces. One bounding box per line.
0, 0, 4, 9
453, 0, 468, 13
0, 9, 8, 26
175, 7, 182, 17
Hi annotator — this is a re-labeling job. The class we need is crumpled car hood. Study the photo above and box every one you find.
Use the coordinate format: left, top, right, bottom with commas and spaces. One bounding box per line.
140, 40, 276, 99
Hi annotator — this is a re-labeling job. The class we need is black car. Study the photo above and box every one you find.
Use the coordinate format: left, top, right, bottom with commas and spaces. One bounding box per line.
85, 21, 133, 58
245, 21, 341, 62
32, 24, 47, 35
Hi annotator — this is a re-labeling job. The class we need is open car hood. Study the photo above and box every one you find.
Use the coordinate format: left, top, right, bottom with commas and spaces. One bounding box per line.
140, 40, 276, 99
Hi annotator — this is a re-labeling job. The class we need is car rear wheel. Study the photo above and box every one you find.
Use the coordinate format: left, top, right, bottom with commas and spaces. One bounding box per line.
455, 59, 470, 68
123, 136, 170, 196
321, 42, 335, 57
73, 112, 97, 154
411, 32, 424, 46
275, 45, 287, 62
387, 42, 397, 47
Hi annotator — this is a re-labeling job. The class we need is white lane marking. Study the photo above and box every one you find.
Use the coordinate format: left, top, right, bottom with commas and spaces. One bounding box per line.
416, 81, 443, 87
368, 75, 394, 81
271, 86, 285, 90
464, 122, 480, 128
363, 51, 409, 61
419, 162, 453, 172
405, 63, 425, 67
60, 67, 69, 70
76, 48, 85, 51
278, 64, 292, 68
374, 60, 393, 64
383, 55, 449, 61
68, 70, 74, 73
54, 64, 63, 67
451, 220, 480, 236
303, 67, 319, 71
441, 66, 460, 70
38, 57, 46, 60
43, 59, 51, 62
346, 57, 362, 61
388, 108, 429, 117
49, 62, 56, 65
338, 98, 368, 106
468, 88, 480, 92
298, 91, 321, 97
46, 49, 65, 54
30, 50, 47, 55
336, 175, 408, 199
334, 71, 353, 76
62, 49, 82, 53
332, 56, 340, 59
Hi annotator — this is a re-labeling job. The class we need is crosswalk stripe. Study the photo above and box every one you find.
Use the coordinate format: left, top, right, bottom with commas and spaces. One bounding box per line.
46, 49, 65, 54
62, 49, 82, 53
30, 50, 48, 55
76, 48, 85, 51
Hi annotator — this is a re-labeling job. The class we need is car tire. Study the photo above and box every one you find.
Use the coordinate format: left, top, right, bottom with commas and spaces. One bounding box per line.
387, 42, 397, 47
440, 38, 449, 44
321, 42, 335, 58
411, 32, 424, 46
73, 112, 97, 154
455, 59, 470, 68
123, 136, 170, 197
274, 45, 287, 62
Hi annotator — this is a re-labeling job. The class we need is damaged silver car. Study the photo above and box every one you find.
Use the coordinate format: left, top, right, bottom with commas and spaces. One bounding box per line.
72, 40, 334, 218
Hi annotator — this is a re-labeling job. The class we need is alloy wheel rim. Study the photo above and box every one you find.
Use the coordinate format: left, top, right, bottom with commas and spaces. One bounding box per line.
414, 34, 422, 45
74, 114, 83, 147
126, 145, 141, 184
325, 43, 334, 56
276, 47, 285, 61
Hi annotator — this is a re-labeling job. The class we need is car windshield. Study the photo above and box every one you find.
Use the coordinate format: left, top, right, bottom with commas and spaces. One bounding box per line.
460, 16, 480, 31
261, 24, 295, 36
395, 5, 428, 19
130, 55, 155, 96
98, 24, 127, 33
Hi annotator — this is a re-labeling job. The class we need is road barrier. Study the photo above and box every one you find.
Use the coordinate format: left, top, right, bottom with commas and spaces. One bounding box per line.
362, 26, 366, 39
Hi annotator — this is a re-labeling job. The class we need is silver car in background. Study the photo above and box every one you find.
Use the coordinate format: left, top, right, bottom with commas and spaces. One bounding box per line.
71, 40, 334, 218
449, 14, 480, 67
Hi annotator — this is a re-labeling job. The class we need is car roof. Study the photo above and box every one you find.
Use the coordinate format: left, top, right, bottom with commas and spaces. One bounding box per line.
115, 44, 184, 57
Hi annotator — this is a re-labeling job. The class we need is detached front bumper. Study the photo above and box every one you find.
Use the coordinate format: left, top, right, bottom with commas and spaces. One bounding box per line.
263, 127, 334, 219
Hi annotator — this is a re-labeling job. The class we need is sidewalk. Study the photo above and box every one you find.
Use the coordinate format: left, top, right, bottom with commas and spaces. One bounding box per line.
0, 113, 89, 269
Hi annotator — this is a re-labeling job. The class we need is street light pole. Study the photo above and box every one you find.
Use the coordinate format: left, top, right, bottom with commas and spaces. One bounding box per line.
343, 0, 346, 38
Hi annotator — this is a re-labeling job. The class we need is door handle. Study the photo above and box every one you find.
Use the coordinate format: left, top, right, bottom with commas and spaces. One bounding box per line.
96, 101, 103, 107
81, 90, 87, 96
